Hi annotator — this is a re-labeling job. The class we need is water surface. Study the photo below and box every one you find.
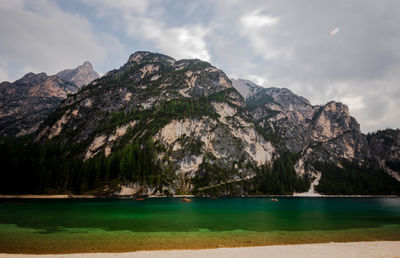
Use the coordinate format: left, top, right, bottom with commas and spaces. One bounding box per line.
0, 197, 399, 253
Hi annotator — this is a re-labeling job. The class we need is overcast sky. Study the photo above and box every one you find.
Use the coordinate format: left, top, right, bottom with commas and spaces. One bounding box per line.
1, 0, 399, 132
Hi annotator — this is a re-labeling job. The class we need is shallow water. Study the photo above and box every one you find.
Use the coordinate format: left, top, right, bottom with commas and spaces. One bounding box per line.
0, 197, 399, 253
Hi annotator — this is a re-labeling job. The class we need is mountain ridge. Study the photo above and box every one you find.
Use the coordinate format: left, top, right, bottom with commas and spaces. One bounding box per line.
232, 78, 395, 184
0, 51, 399, 196
0, 62, 100, 136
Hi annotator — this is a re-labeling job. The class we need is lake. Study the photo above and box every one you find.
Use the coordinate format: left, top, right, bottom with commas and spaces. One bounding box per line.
0, 197, 399, 254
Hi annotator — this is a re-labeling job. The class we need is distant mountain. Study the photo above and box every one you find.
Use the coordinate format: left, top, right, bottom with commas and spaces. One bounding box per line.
0, 54, 398, 196
57, 61, 100, 87
231, 79, 262, 99
0, 62, 100, 136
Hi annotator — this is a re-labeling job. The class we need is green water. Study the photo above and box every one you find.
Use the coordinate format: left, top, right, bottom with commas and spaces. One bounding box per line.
0, 197, 399, 253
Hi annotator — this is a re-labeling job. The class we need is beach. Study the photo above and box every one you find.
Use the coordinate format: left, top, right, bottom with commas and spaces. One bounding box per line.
1, 241, 399, 257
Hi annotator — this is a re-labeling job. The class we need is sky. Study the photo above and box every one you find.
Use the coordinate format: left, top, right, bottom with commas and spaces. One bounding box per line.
0, 0, 399, 132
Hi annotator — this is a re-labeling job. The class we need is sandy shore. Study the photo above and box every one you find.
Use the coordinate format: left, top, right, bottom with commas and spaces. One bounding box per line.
1, 241, 399, 258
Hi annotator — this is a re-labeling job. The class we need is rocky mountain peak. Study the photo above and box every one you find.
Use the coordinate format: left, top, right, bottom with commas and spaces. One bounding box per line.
231, 78, 263, 99
15, 72, 48, 85
264, 87, 311, 108
56, 61, 100, 87
105, 52, 234, 101
128, 51, 176, 65
0, 61, 100, 137
322, 101, 350, 116
82, 61, 93, 68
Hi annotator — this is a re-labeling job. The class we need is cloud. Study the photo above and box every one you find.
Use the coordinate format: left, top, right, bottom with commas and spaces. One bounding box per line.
0, 66, 9, 82
239, 11, 284, 60
1, 0, 399, 132
0, 0, 123, 80
81, 0, 149, 15
241, 10, 279, 28
83, 0, 210, 61
125, 18, 210, 61
205, 0, 400, 132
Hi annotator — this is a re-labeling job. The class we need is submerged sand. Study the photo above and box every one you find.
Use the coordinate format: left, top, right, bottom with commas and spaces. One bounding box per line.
1, 241, 399, 258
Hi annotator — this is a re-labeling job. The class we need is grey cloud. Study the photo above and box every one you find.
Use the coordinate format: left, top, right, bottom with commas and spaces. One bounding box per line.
1, 0, 398, 132
204, 0, 400, 132
0, 0, 124, 80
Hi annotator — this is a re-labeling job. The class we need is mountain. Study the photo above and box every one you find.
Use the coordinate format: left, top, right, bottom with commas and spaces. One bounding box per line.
368, 129, 400, 181
57, 61, 100, 87
232, 78, 399, 194
0, 53, 399, 196
0, 62, 100, 136
32, 51, 278, 195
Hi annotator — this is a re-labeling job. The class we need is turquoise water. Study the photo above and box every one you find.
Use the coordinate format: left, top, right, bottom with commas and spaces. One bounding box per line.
0, 197, 399, 253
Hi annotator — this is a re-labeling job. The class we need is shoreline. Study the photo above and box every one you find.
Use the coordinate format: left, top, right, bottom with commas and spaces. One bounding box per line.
0, 194, 96, 199
0, 194, 398, 199
1, 241, 399, 257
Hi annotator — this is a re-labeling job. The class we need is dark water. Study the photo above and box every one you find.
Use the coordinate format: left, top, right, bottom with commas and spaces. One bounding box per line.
0, 197, 399, 253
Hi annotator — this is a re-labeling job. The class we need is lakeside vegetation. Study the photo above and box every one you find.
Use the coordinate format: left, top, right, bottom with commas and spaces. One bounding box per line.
314, 161, 400, 195
1, 134, 399, 196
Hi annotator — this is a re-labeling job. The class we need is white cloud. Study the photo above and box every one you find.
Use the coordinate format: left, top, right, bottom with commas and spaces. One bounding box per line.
339, 96, 365, 111
85, 1, 211, 62
239, 10, 285, 60
0, 0, 123, 79
247, 74, 267, 86
241, 11, 279, 28
207, 0, 400, 132
1, 0, 399, 132
126, 17, 210, 61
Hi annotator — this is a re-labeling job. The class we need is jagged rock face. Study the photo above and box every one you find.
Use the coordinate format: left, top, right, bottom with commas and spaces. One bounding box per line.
368, 129, 400, 180
56, 61, 100, 87
35, 52, 275, 189
233, 78, 372, 176
0, 73, 79, 136
368, 129, 400, 160
231, 79, 261, 99
0, 62, 100, 137
304, 102, 371, 163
